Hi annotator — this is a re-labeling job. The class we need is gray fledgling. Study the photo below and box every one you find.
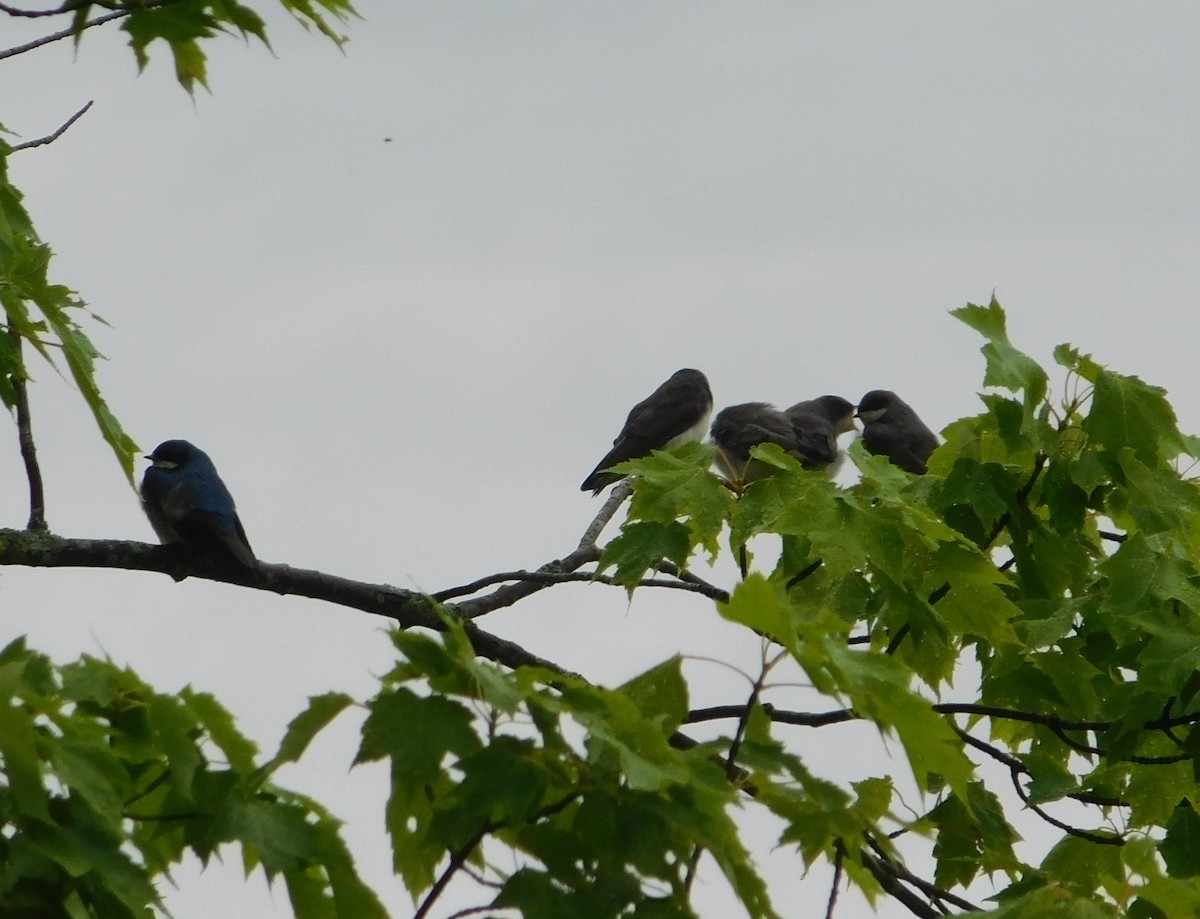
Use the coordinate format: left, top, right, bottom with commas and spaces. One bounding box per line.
710, 402, 805, 483
856, 390, 938, 474
582, 368, 713, 494
784, 394, 857, 474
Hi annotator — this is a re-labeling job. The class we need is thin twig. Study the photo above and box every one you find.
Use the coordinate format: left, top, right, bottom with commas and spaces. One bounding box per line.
446, 483, 629, 617
0, 10, 123, 60
859, 850, 942, 919
1006, 764, 1123, 846
0, 0, 83, 18
6, 328, 47, 530
686, 704, 856, 728
434, 568, 727, 603
866, 839, 981, 912
824, 843, 844, 919
412, 793, 579, 919
0, 0, 192, 61
11, 100, 93, 152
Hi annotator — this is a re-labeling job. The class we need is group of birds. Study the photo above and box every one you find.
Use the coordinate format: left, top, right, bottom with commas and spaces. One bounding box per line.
580, 368, 938, 495
136, 369, 935, 573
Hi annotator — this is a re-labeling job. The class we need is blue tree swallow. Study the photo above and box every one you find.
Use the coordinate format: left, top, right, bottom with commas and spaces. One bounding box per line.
582, 368, 713, 494
856, 390, 938, 474
141, 439, 257, 568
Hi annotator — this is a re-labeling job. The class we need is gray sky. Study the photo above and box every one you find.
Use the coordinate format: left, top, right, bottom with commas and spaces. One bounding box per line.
3, 3, 1200, 917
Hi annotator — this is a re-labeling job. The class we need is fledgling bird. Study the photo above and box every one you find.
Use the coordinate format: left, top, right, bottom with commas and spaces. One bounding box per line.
710, 402, 805, 483
140, 439, 257, 568
783, 394, 857, 472
581, 368, 713, 494
856, 390, 939, 474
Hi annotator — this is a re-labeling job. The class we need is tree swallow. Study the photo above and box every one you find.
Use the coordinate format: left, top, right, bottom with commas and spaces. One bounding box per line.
855, 390, 938, 474
784, 394, 857, 473
141, 439, 257, 568
710, 402, 805, 483
582, 368, 713, 494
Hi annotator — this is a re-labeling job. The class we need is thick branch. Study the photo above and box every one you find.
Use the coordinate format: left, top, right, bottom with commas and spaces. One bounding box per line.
0, 530, 566, 674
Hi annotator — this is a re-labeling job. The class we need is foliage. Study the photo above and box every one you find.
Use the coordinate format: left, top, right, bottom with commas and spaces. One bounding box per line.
0, 637, 383, 918
7, 5, 1200, 918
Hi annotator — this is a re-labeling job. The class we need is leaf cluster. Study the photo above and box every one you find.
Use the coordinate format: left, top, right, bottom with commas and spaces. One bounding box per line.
0, 637, 383, 919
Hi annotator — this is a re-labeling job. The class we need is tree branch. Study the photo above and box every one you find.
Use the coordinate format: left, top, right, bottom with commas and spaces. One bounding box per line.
825, 843, 844, 919
0, 529, 575, 675
447, 483, 629, 617
859, 850, 944, 919
433, 567, 727, 603
5, 329, 47, 531
866, 839, 981, 912
412, 793, 579, 919
0, 10, 123, 60
685, 703, 856, 729
10, 100, 93, 152
1005, 763, 1123, 846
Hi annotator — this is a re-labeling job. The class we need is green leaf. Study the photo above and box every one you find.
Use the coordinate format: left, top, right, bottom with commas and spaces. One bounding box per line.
1086, 368, 1189, 466
145, 693, 203, 802
227, 798, 324, 876
618, 657, 688, 734
263, 692, 353, 775
952, 298, 1048, 408
599, 519, 692, 588
181, 688, 258, 774
0, 698, 50, 821
318, 821, 390, 919
356, 687, 479, 772
1162, 803, 1200, 878
718, 573, 797, 654
1042, 835, 1125, 893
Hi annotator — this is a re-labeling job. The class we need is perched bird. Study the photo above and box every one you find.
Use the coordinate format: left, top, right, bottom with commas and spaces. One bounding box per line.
140, 439, 257, 568
581, 368, 713, 494
856, 390, 938, 474
710, 402, 805, 483
783, 394, 857, 472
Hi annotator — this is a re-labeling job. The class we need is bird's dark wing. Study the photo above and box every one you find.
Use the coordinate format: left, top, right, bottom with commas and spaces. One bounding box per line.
711, 404, 802, 476
785, 408, 839, 467
862, 421, 931, 474
581, 372, 712, 493
167, 504, 257, 568
154, 469, 257, 568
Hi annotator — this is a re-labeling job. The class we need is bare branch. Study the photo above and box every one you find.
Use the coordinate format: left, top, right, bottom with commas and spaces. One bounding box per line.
0, 10, 123, 61
435, 568, 727, 601
5, 329, 46, 530
866, 839, 981, 912
686, 703, 856, 729
11, 100, 93, 152
446, 483, 628, 617
413, 793, 579, 919
859, 850, 944, 919
824, 843, 844, 919
1005, 763, 1124, 846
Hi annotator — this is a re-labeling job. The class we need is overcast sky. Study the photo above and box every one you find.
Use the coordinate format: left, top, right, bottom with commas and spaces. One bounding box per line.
3, 3, 1200, 917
